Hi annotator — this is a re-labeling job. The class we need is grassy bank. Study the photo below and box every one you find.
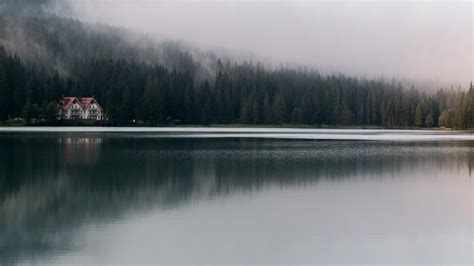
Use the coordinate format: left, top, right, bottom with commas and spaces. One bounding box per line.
0, 119, 104, 127
0, 120, 465, 131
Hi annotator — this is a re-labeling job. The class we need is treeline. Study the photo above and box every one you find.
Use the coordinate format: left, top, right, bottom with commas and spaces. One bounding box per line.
0, 10, 216, 83
0, 3, 472, 128
0, 46, 473, 128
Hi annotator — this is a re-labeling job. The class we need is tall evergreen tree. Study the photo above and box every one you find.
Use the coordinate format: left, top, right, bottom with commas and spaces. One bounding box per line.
0, 62, 9, 122
271, 90, 286, 124
415, 104, 423, 127
425, 114, 434, 128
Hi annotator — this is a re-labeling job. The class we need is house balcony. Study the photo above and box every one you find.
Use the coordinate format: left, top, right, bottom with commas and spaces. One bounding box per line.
89, 110, 101, 115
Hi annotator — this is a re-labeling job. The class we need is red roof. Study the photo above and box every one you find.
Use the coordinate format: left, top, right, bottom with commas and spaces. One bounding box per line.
60, 97, 103, 111
78, 97, 94, 107
60, 97, 78, 110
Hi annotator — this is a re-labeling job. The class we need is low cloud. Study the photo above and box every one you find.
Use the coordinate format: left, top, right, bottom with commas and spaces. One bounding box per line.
47, 0, 474, 86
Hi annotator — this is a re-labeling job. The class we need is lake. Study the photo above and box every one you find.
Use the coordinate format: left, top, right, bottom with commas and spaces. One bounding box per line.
0, 128, 472, 264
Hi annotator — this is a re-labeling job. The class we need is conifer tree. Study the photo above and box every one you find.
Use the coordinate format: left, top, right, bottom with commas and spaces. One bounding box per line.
415, 104, 423, 127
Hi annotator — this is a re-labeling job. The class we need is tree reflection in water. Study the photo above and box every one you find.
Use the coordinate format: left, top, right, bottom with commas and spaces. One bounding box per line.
0, 132, 472, 264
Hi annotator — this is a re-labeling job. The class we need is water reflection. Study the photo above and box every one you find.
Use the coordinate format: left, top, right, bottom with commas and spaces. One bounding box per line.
59, 136, 103, 164
0, 133, 472, 264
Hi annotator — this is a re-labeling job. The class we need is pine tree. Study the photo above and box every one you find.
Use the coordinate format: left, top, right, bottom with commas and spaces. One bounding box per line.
0, 62, 9, 122
438, 111, 448, 128
425, 114, 434, 128
291, 108, 305, 124
271, 90, 286, 124
22, 100, 32, 125
263, 92, 271, 124
120, 86, 135, 122
44, 101, 59, 122
415, 104, 423, 127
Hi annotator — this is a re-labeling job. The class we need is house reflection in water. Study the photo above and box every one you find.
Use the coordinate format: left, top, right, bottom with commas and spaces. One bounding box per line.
58, 135, 103, 165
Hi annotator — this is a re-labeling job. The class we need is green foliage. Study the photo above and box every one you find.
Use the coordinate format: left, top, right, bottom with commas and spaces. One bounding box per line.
425, 114, 434, 128
0, 9, 471, 129
22, 100, 32, 124
1, 45, 472, 128
271, 91, 286, 124
0, 61, 8, 122
30, 104, 41, 123
44, 101, 59, 122
291, 108, 305, 124
415, 104, 423, 127
438, 111, 447, 128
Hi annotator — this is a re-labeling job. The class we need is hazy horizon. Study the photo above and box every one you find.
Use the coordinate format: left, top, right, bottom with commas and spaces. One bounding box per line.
45, 0, 473, 87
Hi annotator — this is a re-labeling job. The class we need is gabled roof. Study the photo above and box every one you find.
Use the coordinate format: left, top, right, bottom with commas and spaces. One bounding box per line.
60, 97, 103, 111
78, 97, 94, 107
83, 98, 104, 111
60, 97, 82, 110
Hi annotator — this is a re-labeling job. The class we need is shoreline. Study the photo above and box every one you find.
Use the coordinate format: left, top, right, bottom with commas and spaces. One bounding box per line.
0, 124, 467, 131
0, 125, 471, 133
0, 126, 471, 142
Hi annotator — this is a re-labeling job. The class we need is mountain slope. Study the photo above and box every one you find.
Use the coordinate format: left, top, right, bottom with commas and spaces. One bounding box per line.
0, 3, 472, 128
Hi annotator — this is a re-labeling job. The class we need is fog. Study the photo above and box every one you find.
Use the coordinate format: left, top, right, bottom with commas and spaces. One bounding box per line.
50, 0, 472, 86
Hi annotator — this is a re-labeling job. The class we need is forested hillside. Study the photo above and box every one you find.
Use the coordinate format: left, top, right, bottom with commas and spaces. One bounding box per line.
0, 4, 472, 129
0, 6, 212, 77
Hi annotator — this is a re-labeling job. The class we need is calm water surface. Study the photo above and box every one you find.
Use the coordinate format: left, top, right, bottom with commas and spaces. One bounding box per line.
0, 128, 472, 264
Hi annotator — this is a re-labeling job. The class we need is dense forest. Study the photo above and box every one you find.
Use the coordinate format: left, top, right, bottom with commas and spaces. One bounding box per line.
0, 46, 472, 129
0, 4, 472, 129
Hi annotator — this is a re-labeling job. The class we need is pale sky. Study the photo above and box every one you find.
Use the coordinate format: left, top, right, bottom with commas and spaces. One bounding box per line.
52, 0, 473, 86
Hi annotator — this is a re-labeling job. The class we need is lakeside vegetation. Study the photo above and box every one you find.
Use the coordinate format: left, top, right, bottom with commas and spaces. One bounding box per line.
0, 45, 472, 129
0, 9, 472, 129
0, 118, 468, 131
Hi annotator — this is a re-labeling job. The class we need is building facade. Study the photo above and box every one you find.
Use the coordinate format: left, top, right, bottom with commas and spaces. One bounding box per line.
59, 97, 104, 120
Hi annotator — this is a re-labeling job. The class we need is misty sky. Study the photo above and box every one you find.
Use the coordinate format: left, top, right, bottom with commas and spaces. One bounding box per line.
55, 0, 472, 85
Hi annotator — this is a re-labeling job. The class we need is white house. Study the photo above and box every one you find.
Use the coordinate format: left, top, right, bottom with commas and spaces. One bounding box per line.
59, 97, 104, 120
